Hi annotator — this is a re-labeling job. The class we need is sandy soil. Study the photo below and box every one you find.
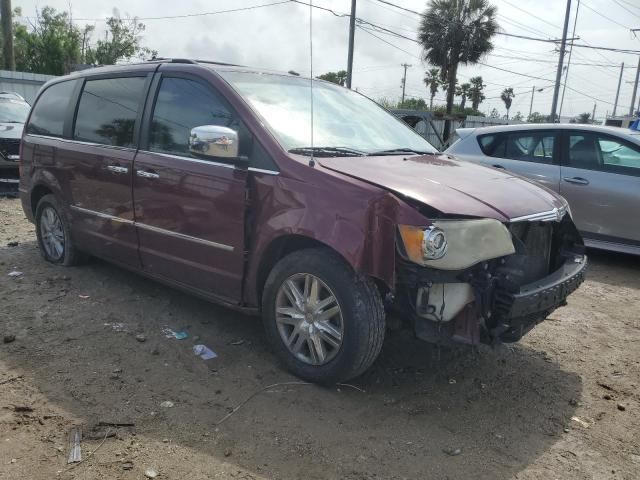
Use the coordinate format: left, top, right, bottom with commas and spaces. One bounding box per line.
0, 197, 639, 479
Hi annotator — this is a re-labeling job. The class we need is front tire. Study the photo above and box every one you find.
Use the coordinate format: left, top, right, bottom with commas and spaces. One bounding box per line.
35, 194, 83, 266
262, 248, 385, 383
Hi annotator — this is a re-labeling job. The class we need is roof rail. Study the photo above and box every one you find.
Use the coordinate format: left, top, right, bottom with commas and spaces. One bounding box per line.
146, 58, 245, 68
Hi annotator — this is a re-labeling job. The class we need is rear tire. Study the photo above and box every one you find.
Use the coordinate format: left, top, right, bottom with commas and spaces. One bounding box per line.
35, 194, 83, 266
262, 248, 385, 383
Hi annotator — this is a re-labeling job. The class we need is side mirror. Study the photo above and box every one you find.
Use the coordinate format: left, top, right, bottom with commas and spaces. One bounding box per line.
189, 125, 240, 160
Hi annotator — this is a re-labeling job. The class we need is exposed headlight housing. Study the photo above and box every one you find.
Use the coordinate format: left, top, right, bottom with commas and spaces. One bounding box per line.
398, 219, 515, 270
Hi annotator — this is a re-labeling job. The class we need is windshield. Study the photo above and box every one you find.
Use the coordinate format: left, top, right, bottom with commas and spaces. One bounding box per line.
0, 99, 30, 123
219, 71, 438, 156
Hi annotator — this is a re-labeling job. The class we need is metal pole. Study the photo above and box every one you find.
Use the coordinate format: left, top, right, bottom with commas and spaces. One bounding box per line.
401, 63, 411, 104
559, 0, 580, 119
591, 103, 596, 124
629, 56, 640, 116
346, 0, 356, 89
550, 0, 572, 122
0, 0, 15, 71
529, 86, 535, 118
613, 62, 624, 117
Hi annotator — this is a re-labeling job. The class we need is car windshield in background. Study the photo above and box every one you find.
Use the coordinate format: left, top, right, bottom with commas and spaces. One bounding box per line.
219, 71, 438, 156
0, 99, 30, 123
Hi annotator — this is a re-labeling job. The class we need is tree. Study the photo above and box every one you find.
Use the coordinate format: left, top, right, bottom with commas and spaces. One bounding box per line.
84, 13, 156, 65
423, 67, 441, 111
456, 82, 471, 110
397, 97, 428, 110
13, 6, 83, 75
511, 111, 524, 121
469, 76, 486, 111
500, 87, 515, 120
527, 112, 547, 123
575, 112, 591, 124
377, 97, 395, 109
489, 108, 500, 119
316, 70, 348, 86
418, 0, 498, 142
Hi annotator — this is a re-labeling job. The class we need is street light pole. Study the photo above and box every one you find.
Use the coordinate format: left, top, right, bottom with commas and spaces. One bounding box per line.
630, 55, 640, 116
613, 62, 624, 117
401, 63, 411, 104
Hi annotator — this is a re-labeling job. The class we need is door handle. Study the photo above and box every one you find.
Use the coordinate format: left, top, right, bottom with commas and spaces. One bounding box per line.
563, 176, 589, 185
492, 164, 505, 169
107, 165, 128, 174
136, 170, 160, 179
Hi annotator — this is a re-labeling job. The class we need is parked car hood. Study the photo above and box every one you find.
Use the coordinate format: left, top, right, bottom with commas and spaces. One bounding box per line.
318, 154, 565, 222
0, 123, 23, 139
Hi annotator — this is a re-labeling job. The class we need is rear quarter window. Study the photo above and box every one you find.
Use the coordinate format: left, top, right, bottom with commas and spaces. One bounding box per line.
26, 80, 78, 137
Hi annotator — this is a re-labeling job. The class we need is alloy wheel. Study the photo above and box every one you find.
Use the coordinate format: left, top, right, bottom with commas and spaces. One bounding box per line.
40, 206, 65, 261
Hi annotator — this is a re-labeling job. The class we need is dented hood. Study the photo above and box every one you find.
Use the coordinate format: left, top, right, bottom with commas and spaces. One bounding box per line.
319, 154, 565, 222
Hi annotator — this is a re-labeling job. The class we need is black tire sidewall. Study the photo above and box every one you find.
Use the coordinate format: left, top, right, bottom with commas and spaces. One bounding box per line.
262, 249, 384, 384
35, 194, 77, 266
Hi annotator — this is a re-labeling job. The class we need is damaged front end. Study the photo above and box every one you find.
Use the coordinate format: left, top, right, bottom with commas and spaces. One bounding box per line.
395, 209, 587, 346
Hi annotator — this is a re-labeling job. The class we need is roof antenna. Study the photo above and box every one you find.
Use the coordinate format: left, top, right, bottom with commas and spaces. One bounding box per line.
308, 0, 315, 168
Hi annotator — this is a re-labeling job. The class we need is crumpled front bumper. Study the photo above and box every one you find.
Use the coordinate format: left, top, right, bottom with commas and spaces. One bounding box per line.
493, 254, 588, 342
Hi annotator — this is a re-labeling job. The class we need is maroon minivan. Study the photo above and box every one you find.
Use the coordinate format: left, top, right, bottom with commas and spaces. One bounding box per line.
19, 59, 587, 383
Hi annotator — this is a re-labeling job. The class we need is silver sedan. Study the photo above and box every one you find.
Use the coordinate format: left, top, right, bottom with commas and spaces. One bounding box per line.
446, 123, 640, 255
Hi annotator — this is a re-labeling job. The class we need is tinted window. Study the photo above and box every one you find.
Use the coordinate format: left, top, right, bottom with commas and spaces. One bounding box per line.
26, 80, 77, 136
149, 77, 239, 157
568, 132, 640, 174
479, 132, 555, 164
74, 77, 146, 147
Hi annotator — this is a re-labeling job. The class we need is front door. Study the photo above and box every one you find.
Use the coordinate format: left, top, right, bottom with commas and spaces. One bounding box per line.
133, 74, 248, 303
66, 74, 151, 265
560, 130, 640, 246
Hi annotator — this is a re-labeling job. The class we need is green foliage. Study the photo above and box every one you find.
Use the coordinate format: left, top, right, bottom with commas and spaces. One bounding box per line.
572, 112, 592, 124
527, 112, 547, 123
423, 67, 441, 110
377, 97, 396, 109
418, 0, 498, 136
500, 87, 515, 118
469, 76, 486, 111
488, 108, 500, 119
456, 82, 471, 109
85, 16, 156, 65
397, 97, 428, 110
511, 111, 524, 121
10, 7, 154, 75
316, 70, 348, 86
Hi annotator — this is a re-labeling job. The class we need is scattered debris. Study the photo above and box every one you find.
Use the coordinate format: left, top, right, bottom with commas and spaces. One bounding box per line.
13, 405, 33, 413
571, 416, 590, 428
568, 398, 579, 406
230, 339, 245, 346
604, 394, 613, 400
78, 294, 90, 299
448, 378, 457, 385
162, 328, 189, 340
0, 375, 23, 385
67, 427, 82, 464
563, 427, 570, 433
597, 382, 616, 392
104, 322, 127, 333
7, 241, 18, 247
224, 448, 232, 457
3, 334, 15, 344
145, 467, 158, 478
193, 344, 217, 360
97, 421, 135, 427
135, 334, 147, 343
443, 447, 462, 456
160, 401, 174, 408
617, 403, 626, 411
122, 461, 134, 470
112, 368, 123, 374
7, 270, 22, 277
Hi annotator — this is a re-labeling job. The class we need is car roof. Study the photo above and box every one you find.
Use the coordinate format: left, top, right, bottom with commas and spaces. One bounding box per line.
466, 122, 640, 139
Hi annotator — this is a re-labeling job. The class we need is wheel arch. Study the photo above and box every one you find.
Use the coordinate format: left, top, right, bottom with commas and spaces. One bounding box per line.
30, 183, 54, 217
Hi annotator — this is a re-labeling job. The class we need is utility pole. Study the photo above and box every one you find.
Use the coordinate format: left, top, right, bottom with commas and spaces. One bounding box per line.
400, 63, 411, 104
529, 86, 544, 118
591, 103, 596, 124
629, 55, 640, 116
346, 0, 356, 89
0, 0, 15, 71
550, 0, 572, 122
613, 62, 624, 117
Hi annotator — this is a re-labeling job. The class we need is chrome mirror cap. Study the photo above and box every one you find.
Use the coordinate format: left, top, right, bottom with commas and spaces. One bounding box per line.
189, 125, 239, 159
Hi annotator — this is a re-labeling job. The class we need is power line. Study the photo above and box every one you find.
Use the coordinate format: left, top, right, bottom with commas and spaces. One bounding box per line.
499, 0, 561, 31
372, 0, 421, 16
581, 0, 631, 30
613, 0, 640, 20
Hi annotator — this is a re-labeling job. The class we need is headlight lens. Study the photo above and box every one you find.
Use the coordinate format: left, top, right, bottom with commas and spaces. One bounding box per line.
398, 219, 515, 270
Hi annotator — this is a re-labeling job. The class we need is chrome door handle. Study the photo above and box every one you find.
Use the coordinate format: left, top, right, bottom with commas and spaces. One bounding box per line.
136, 170, 160, 179
563, 177, 589, 185
107, 165, 128, 174
492, 164, 505, 169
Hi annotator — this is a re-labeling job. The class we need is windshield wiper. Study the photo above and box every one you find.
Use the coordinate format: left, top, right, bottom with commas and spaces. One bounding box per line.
368, 148, 435, 156
288, 146, 366, 157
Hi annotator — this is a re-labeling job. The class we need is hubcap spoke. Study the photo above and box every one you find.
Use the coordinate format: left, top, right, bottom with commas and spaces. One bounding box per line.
284, 279, 305, 310
317, 305, 340, 323
40, 207, 65, 260
308, 334, 326, 364
316, 321, 342, 348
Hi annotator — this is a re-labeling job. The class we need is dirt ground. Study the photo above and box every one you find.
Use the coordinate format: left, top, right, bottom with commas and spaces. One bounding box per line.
0, 197, 639, 480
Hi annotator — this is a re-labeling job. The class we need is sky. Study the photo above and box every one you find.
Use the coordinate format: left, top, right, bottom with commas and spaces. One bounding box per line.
14, 0, 640, 121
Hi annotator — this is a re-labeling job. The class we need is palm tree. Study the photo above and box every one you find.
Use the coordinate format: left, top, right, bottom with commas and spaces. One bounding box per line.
423, 68, 441, 111
456, 83, 471, 110
501, 87, 515, 120
469, 76, 486, 112
418, 0, 498, 141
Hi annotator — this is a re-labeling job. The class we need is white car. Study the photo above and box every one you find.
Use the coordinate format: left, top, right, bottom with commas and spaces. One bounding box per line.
446, 123, 640, 255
